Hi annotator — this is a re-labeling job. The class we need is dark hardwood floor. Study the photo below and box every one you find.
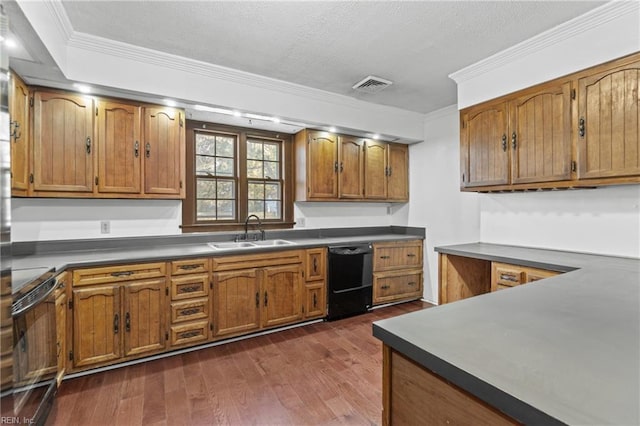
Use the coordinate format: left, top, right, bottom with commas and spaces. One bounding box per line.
46, 300, 432, 426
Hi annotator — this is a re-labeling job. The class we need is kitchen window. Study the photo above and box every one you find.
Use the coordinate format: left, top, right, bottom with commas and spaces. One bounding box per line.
182, 121, 294, 232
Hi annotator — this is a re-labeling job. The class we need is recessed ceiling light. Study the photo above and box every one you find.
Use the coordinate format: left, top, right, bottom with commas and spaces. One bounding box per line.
272, 117, 280, 124
372, 134, 380, 140
233, 110, 242, 117
164, 99, 177, 107
73, 83, 91, 94
329, 126, 337, 133
3, 38, 17, 49
194, 105, 234, 115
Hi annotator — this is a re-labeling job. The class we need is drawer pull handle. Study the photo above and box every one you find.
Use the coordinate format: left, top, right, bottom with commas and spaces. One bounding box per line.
179, 331, 200, 339
180, 308, 200, 316
313, 258, 318, 273
500, 274, 519, 282
179, 285, 200, 293
256, 292, 260, 308
407, 253, 416, 257
407, 282, 416, 286
125, 312, 131, 332
114, 314, 119, 334
179, 264, 200, 271
380, 256, 390, 259
381, 285, 390, 290
313, 293, 317, 308
264, 291, 268, 307
111, 271, 133, 277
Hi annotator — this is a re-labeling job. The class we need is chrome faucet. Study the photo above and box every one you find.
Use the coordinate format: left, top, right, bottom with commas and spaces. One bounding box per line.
241, 214, 265, 241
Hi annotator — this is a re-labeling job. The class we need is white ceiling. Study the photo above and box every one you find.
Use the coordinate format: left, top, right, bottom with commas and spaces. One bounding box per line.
8, 0, 606, 116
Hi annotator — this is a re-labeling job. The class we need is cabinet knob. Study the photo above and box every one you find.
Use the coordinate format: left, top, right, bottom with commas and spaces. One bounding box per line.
134, 141, 140, 158
511, 132, 517, 150
501, 134, 507, 152
578, 118, 585, 138
86, 137, 92, 154
145, 142, 151, 158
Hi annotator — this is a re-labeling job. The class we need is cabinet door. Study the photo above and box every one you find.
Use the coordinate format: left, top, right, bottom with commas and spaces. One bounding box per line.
578, 58, 640, 179
97, 100, 142, 194
143, 106, 184, 196
212, 269, 260, 337
509, 82, 573, 184
9, 72, 29, 194
364, 140, 388, 199
338, 136, 364, 198
387, 143, 409, 201
303, 281, 326, 319
461, 103, 509, 187
305, 248, 326, 282
307, 131, 338, 198
373, 270, 422, 305
73, 285, 120, 368
261, 265, 303, 328
123, 279, 166, 358
13, 299, 57, 384
55, 289, 66, 386
32, 91, 94, 193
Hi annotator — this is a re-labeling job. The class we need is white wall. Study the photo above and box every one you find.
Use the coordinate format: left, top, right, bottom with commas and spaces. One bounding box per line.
11, 198, 182, 241
294, 202, 395, 229
406, 106, 480, 303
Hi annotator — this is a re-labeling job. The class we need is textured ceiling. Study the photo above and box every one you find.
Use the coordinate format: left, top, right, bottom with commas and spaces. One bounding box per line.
20, 1, 607, 114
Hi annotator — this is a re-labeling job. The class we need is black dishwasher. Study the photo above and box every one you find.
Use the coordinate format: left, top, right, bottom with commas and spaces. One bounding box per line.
327, 243, 373, 320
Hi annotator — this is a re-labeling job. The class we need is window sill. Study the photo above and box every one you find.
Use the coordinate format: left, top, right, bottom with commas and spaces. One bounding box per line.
181, 221, 296, 233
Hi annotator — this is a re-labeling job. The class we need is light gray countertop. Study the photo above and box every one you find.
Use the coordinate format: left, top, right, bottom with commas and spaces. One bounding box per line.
12, 226, 424, 272
373, 243, 640, 425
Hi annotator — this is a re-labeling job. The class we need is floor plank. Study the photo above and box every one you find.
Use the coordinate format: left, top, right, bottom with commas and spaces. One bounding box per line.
46, 300, 432, 426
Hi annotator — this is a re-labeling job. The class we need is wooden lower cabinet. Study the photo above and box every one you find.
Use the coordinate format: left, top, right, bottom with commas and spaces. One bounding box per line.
491, 262, 560, 292
373, 240, 424, 305
303, 281, 326, 319
72, 278, 167, 368
382, 345, 517, 425
261, 264, 303, 328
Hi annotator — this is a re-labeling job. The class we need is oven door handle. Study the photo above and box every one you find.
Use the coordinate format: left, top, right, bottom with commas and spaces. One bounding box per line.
12, 278, 58, 317
332, 284, 372, 294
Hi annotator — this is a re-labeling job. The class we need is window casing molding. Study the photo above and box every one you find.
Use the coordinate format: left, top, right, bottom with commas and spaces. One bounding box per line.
182, 120, 294, 233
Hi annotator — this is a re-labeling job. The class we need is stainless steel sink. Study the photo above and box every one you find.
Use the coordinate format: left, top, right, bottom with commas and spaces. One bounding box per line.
207, 239, 296, 250
251, 239, 296, 247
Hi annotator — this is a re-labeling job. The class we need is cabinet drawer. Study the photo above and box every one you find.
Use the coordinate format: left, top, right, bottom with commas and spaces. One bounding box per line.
73, 263, 166, 286
305, 248, 326, 282
212, 250, 303, 271
492, 263, 524, 288
373, 240, 423, 272
373, 269, 423, 304
169, 321, 209, 347
170, 258, 209, 275
170, 298, 209, 323
303, 281, 326, 319
523, 267, 559, 283
171, 274, 209, 300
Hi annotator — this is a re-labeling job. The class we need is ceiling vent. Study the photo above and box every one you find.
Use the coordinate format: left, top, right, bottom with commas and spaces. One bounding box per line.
352, 75, 393, 93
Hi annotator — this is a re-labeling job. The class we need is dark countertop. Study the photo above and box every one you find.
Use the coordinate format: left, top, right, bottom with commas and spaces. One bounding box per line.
373, 242, 640, 425
12, 226, 425, 273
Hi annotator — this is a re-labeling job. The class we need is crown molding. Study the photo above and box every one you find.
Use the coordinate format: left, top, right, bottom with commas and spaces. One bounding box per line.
44, 0, 74, 44
449, 1, 639, 84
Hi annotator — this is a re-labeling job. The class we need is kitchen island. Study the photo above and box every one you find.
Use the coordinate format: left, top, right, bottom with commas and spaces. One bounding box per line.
373, 243, 640, 425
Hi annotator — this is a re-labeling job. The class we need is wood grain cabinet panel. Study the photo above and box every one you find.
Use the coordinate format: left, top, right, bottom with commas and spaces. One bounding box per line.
32, 90, 94, 194
364, 140, 388, 199
338, 135, 364, 198
303, 281, 326, 319
509, 82, 572, 184
170, 274, 209, 301
373, 269, 423, 305
261, 264, 303, 328
143, 106, 185, 197
212, 269, 261, 338
578, 57, 640, 179
97, 100, 142, 194
122, 279, 166, 357
307, 131, 339, 198
373, 240, 424, 305
9, 71, 29, 195
491, 262, 560, 292
305, 248, 326, 282
461, 102, 510, 187
387, 143, 409, 201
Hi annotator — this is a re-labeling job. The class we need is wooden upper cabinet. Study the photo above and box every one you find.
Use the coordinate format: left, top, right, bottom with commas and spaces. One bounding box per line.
461, 102, 509, 187
364, 140, 388, 198
143, 106, 185, 197
32, 90, 94, 193
577, 56, 640, 179
387, 143, 409, 201
9, 71, 29, 195
338, 136, 364, 198
509, 82, 572, 184
97, 100, 142, 194
307, 131, 339, 198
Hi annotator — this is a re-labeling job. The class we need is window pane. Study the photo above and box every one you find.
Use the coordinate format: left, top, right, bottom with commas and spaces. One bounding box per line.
217, 200, 235, 219
197, 179, 216, 198
263, 161, 279, 180
217, 180, 235, 199
248, 200, 264, 218
248, 182, 264, 199
264, 182, 280, 200
216, 137, 234, 157
247, 141, 263, 160
247, 160, 263, 178
265, 201, 281, 219
263, 143, 278, 161
216, 158, 235, 176
196, 156, 216, 175
196, 134, 216, 155
196, 200, 216, 219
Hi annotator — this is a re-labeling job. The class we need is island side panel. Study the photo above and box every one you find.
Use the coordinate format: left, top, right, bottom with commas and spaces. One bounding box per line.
383, 344, 518, 425
439, 253, 491, 304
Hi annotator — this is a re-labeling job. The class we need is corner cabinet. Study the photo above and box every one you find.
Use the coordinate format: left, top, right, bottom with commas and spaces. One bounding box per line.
9, 71, 30, 195
460, 51, 640, 192
295, 129, 409, 202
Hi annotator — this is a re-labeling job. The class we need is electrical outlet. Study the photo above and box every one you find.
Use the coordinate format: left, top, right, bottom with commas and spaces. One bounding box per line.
100, 221, 111, 234
297, 217, 306, 227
